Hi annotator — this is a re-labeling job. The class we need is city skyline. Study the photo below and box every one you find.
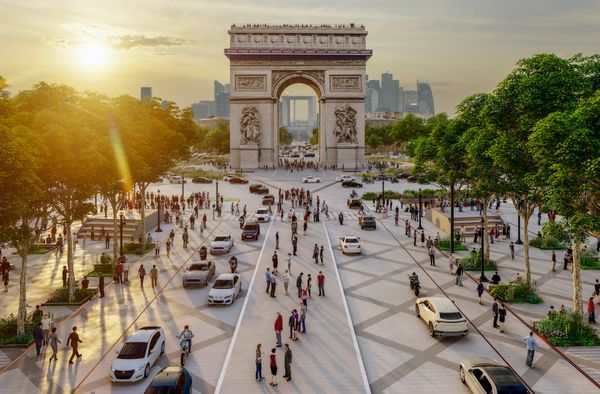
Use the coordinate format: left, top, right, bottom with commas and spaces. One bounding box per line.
2, 0, 600, 114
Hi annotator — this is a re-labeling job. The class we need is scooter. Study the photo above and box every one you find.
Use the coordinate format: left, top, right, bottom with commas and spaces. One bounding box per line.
408, 274, 421, 296
178, 337, 190, 366
229, 256, 238, 273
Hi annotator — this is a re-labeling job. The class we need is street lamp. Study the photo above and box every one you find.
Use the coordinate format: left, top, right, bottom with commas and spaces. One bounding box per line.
417, 188, 424, 230
119, 212, 126, 256
480, 217, 488, 282
156, 190, 162, 232
516, 198, 523, 245
181, 173, 185, 203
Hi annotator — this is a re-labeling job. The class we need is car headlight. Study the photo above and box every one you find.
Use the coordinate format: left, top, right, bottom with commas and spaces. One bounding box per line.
225, 294, 233, 298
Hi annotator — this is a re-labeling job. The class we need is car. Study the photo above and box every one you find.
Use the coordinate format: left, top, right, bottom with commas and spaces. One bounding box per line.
110, 326, 165, 383
144, 366, 192, 394
262, 194, 275, 205
209, 235, 234, 254
168, 176, 185, 184
398, 173, 410, 179
415, 297, 469, 337
229, 177, 248, 184
302, 176, 321, 183
460, 357, 529, 394
347, 198, 362, 209
191, 177, 212, 184
390, 177, 400, 183
339, 235, 361, 254
359, 215, 377, 230
223, 175, 234, 181
241, 221, 260, 240
183, 261, 215, 287
342, 180, 363, 188
249, 184, 269, 194
208, 273, 242, 305
336, 175, 355, 182
254, 207, 271, 222
407, 176, 416, 182
374, 175, 391, 181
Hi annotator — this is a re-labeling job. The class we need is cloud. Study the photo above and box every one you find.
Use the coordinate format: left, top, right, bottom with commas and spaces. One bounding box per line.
110, 35, 193, 50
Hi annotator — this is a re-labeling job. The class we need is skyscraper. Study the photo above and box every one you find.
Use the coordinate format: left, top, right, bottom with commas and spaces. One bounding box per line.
215, 81, 230, 117
379, 72, 398, 112
417, 80, 435, 116
404, 90, 418, 114
365, 78, 380, 113
191, 100, 217, 119
140, 87, 152, 102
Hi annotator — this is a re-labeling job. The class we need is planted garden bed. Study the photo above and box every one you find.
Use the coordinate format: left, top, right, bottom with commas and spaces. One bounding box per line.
123, 242, 155, 255
459, 252, 497, 271
534, 311, 600, 346
44, 288, 97, 306
0, 314, 35, 347
436, 237, 468, 252
489, 283, 543, 304
581, 250, 600, 270
529, 237, 565, 250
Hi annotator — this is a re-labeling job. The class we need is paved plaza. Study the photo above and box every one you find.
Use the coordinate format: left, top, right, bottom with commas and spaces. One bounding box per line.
0, 168, 599, 393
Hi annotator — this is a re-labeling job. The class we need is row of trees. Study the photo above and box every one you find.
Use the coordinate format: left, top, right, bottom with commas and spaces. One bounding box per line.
414, 54, 600, 314
365, 113, 446, 151
0, 79, 196, 335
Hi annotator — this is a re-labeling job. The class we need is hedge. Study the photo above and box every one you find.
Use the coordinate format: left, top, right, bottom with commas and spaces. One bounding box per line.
459, 252, 497, 271
45, 288, 97, 305
534, 311, 600, 346
123, 242, 155, 255
489, 283, 543, 304
0, 314, 35, 345
581, 249, 600, 270
530, 237, 565, 250
437, 237, 467, 252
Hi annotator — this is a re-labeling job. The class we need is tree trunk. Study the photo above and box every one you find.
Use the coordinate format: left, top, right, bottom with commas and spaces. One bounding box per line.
139, 183, 148, 248
110, 197, 119, 266
523, 214, 531, 286
572, 239, 582, 315
450, 183, 455, 253
17, 250, 28, 336
66, 221, 75, 303
483, 202, 490, 260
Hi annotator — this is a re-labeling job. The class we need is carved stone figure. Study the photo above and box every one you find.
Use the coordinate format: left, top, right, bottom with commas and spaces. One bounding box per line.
236, 75, 266, 90
333, 104, 358, 144
330, 75, 361, 91
240, 107, 262, 144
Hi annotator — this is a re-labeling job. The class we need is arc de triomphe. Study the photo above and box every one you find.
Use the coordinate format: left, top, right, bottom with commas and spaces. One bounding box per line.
226, 24, 372, 169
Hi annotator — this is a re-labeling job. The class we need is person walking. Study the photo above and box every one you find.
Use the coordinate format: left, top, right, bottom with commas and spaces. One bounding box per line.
319, 246, 324, 265
428, 246, 436, 266
455, 264, 464, 286
301, 287, 308, 306
255, 344, 264, 382
274, 312, 283, 347
41, 314, 52, 345
166, 240, 171, 257
299, 303, 307, 333
595, 279, 600, 305
269, 348, 278, 387
492, 299, 500, 328
588, 297, 596, 324
296, 273, 303, 298
491, 271, 501, 285
62, 266, 68, 287
524, 331, 538, 367
116, 261, 123, 284
283, 270, 289, 295
509, 242, 515, 260
551, 250, 557, 272
272, 251, 279, 275
67, 326, 82, 364
182, 228, 189, 249
138, 264, 146, 288
420, 231, 425, 247
99, 274, 105, 298
413, 229, 417, 247
312, 244, 319, 264
275, 231, 279, 249
476, 281, 484, 305
48, 327, 60, 362
292, 235, 298, 256
283, 344, 292, 381
265, 268, 272, 294
307, 274, 312, 298
150, 265, 158, 289
123, 258, 129, 282
154, 242, 160, 257
1, 257, 9, 293
270, 273, 277, 298
317, 271, 325, 296
33, 322, 43, 356
499, 303, 507, 333
288, 310, 296, 340
287, 253, 292, 275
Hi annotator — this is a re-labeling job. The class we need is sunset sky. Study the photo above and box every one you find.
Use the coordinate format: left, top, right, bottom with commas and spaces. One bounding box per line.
2, 0, 600, 114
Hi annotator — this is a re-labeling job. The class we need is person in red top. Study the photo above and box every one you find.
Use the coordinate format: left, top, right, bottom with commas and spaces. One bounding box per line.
269, 348, 278, 387
317, 271, 325, 297
588, 297, 596, 324
274, 312, 283, 347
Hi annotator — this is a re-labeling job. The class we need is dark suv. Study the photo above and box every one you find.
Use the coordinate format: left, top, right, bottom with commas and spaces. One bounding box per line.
262, 194, 275, 205
249, 184, 269, 194
359, 215, 377, 230
242, 221, 260, 241
347, 198, 362, 209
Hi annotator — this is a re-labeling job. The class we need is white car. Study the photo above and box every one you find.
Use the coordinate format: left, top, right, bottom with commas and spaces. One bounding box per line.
339, 235, 361, 254
110, 326, 165, 382
254, 207, 271, 222
223, 175, 234, 181
208, 273, 242, 305
460, 357, 529, 393
302, 176, 321, 183
336, 175, 355, 182
416, 297, 469, 337
210, 235, 234, 254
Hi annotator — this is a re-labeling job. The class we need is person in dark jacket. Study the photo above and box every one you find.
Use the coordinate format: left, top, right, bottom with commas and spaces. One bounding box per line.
33, 322, 44, 355
283, 344, 292, 381
67, 326, 82, 364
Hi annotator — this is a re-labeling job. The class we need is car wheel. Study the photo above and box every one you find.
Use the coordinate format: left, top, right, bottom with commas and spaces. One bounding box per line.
429, 322, 436, 337
459, 366, 465, 383
144, 364, 150, 378
415, 304, 420, 317
160, 341, 165, 355
317, 180, 320, 183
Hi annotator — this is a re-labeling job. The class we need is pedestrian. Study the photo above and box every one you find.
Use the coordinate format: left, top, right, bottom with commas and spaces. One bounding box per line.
413, 229, 417, 246
420, 231, 425, 247
296, 273, 303, 298
283, 270, 289, 295
48, 327, 60, 362
138, 264, 146, 287
67, 326, 82, 364
492, 299, 500, 328
550, 250, 557, 272
588, 297, 596, 324
499, 303, 507, 333
33, 322, 43, 356
151, 265, 158, 289
269, 348, 278, 387
255, 344, 264, 382
523, 331, 538, 367
116, 261, 123, 284
123, 258, 129, 282
476, 281, 484, 305
274, 312, 283, 347
1, 257, 9, 293
99, 274, 105, 298
299, 303, 307, 333
595, 279, 600, 305
62, 266, 68, 287
491, 271, 501, 285
31, 305, 43, 325
105, 234, 110, 249
270, 273, 277, 297
509, 242, 515, 260
166, 240, 171, 257
292, 235, 298, 256
288, 310, 296, 339
428, 246, 436, 266
319, 246, 324, 264
41, 314, 52, 345
313, 243, 319, 264
307, 274, 312, 297
317, 271, 325, 296
448, 253, 454, 275
272, 251, 279, 274
301, 287, 308, 306
155, 242, 160, 257
266, 268, 271, 294
287, 253, 292, 275
283, 344, 292, 381
275, 231, 279, 249
455, 264, 464, 286
182, 228, 189, 249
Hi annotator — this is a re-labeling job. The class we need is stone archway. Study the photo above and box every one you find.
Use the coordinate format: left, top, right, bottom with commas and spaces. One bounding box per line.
226, 24, 372, 170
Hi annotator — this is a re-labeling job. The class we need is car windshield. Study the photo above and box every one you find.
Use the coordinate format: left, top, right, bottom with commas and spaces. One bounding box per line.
214, 236, 229, 242
244, 224, 258, 231
257, 209, 268, 214
439, 312, 463, 320
189, 264, 208, 271
345, 238, 359, 243
364, 217, 374, 221
118, 342, 147, 359
145, 387, 181, 394
214, 279, 233, 289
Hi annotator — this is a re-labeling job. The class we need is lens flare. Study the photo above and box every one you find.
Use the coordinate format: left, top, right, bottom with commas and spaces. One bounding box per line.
108, 119, 132, 191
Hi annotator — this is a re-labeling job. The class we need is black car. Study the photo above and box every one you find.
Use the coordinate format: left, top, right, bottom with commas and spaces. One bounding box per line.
347, 198, 362, 209
374, 175, 391, 181
359, 215, 377, 230
144, 366, 192, 394
249, 184, 269, 194
398, 173, 410, 179
192, 177, 213, 184
242, 221, 260, 240
390, 177, 400, 183
262, 194, 275, 205
342, 180, 363, 188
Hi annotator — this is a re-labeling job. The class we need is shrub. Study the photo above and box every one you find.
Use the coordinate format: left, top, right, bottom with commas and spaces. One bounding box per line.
0, 314, 35, 345
489, 283, 543, 304
27, 244, 51, 254
361, 191, 403, 201
534, 311, 600, 346
46, 288, 97, 304
459, 251, 497, 271
530, 237, 565, 250
581, 249, 600, 270
123, 242, 155, 255
436, 237, 467, 252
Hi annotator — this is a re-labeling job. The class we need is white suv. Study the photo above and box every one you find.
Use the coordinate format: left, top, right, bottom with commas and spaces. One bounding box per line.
110, 326, 165, 382
416, 297, 468, 337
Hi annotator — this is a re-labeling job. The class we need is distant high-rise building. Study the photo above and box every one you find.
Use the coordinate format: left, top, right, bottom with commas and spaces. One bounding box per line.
365, 78, 380, 113
396, 85, 405, 113
404, 90, 418, 114
191, 100, 217, 119
141, 87, 152, 102
215, 81, 230, 117
379, 72, 398, 112
417, 80, 435, 116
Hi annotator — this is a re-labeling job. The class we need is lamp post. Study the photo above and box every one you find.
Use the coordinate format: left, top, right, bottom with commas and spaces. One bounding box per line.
156, 190, 162, 232
119, 212, 125, 256
450, 183, 455, 253
417, 187, 424, 230
480, 217, 488, 282
216, 179, 220, 217
181, 173, 185, 203
516, 199, 523, 245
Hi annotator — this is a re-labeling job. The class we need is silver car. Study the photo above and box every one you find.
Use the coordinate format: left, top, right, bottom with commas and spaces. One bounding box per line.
183, 261, 215, 287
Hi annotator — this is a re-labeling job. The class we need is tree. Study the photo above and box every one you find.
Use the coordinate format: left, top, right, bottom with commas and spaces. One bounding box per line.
309, 127, 319, 145
279, 126, 293, 145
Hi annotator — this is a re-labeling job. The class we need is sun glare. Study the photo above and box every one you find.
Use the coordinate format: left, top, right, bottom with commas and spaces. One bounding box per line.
78, 42, 110, 69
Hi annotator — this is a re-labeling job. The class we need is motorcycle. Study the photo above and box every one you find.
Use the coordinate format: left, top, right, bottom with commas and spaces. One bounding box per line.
408, 274, 421, 296
199, 246, 207, 261
229, 256, 238, 273
178, 337, 190, 366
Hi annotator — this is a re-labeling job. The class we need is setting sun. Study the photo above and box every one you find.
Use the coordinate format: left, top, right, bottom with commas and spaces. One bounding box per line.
78, 42, 110, 69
